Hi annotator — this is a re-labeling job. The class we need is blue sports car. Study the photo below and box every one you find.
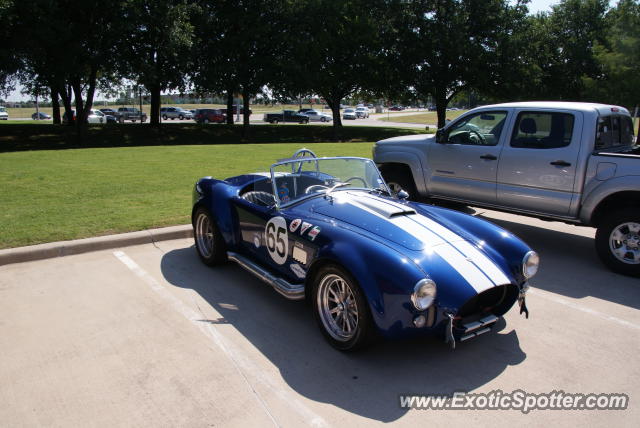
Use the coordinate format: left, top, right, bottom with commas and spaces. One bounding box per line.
192, 149, 538, 351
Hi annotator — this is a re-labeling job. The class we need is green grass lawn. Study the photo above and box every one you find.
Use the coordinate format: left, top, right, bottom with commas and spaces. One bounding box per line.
378, 110, 468, 125
0, 142, 380, 249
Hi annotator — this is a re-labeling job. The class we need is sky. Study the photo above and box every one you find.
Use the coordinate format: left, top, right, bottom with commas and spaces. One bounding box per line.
1, 0, 590, 102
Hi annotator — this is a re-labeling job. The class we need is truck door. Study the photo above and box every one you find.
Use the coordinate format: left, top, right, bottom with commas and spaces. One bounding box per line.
427, 110, 509, 204
497, 110, 583, 216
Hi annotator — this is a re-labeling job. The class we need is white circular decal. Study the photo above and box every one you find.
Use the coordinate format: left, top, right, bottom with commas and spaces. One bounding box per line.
265, 216, 288, 265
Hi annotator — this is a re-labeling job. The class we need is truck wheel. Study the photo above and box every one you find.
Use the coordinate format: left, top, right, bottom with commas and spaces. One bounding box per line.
193, 207, 227, 266
179, 114, 184, 120
381, 167, 418, 200
162, 114, 168, 120
203, 118, 210, 124
119, 117, 124, 124
595, 209, 640, 276
312, 264, 376, 351
272, 119, 279, 124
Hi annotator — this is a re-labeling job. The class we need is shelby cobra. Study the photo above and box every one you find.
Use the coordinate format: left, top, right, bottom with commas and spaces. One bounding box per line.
192, 149, 538, 351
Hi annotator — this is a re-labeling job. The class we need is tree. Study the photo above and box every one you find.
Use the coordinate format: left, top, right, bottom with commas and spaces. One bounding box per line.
11, 0, 126, 128
0, 0, 20, 95
583, 0, 640, 109
121, 0, 194, 126
403, 0, 528, 128
277, 0, 389, 134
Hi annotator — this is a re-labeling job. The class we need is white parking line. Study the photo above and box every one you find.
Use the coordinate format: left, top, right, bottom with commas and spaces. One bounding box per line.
113, 250, 329, 428
529, 288, 640, 331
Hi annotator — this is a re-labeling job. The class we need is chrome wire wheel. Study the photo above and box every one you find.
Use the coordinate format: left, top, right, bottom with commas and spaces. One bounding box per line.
609, 221, 640, 265
195, 212, 214, 259
317, 273, 359, 342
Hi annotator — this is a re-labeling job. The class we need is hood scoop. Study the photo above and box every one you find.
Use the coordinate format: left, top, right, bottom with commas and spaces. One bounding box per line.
345, 193, 416, 218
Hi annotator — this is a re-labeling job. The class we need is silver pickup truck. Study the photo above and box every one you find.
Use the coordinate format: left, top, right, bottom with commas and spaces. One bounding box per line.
373, 101, 639, 276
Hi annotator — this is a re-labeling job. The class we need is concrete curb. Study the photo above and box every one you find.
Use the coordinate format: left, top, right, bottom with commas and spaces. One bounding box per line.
0, 225, 193, 266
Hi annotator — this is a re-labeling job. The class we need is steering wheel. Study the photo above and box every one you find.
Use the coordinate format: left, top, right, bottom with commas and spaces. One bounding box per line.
468, 129, 486, 145
344, 176, 367, 187
305, 184, 329, 194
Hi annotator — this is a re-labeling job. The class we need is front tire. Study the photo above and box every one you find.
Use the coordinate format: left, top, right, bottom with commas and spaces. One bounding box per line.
381, 167, 418, 200
595, 209, 640, 276
312, 265, 375, 351
162, 114, 168, 120
193, 207, 227, 266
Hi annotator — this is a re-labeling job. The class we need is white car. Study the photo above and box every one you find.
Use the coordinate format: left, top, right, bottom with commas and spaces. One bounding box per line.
0, 106, 8, 120
342, 108, 357, 120
301, 110, 333, 122
355, 106, 370, 118
89, 109, 107, 124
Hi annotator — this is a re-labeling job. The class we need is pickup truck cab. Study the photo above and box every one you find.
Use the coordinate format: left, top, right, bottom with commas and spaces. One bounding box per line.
373, 101, 640, 276
263, 110, 309, 124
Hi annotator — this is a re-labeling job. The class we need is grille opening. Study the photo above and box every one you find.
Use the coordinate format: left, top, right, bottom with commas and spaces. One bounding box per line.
456, 284, 519, 325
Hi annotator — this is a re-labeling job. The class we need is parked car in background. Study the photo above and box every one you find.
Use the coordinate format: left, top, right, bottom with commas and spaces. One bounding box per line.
263, 110, 309, 124
389, 105, 405, 111
342, 108, 357, 120
62, 109, 105, 124
355, 106, 370, 118
160, 106, 192, 120
32, 112, 51, 120
117, 107, 147, 123
300, 110, 332, 122
194, 108, 226, 124
374, 101, 640, 276
0, 106, 8, 120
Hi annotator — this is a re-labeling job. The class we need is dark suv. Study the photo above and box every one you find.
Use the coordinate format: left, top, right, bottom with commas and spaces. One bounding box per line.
194, 109, 226, 124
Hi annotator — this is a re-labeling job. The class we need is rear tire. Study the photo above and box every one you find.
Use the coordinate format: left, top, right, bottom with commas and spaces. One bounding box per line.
312, 264, 376, 351
193, 207, 227, 266
381, 166, 418, 201
272, 119, 279, 124
162, 114, 168, 120
595, 209, 640, 276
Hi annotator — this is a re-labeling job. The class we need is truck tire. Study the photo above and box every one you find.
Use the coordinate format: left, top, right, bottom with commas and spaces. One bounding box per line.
272, 119, 279, 124
119, 117, 124, 124
595, 208, 640, 276
162, 114, 168, 120
381, 167, 418, 200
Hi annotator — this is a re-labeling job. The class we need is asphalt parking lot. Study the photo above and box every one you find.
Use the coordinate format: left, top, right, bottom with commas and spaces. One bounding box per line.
1, 209, 638, 426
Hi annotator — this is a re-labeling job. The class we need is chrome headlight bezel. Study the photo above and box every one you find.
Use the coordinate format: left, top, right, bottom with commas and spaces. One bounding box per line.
522, 251, 539, 279
411, 279, 437, 311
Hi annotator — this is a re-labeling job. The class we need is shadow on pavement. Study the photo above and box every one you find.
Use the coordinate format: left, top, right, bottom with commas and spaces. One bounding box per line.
160, 246, 525, 423
476, 214, 640, 311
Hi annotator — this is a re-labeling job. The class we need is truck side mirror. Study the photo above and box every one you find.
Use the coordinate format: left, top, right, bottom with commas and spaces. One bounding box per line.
435, 129, 447, 144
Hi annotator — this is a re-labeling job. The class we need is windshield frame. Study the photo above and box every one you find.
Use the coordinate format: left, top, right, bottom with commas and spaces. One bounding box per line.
269, 156, 390, 210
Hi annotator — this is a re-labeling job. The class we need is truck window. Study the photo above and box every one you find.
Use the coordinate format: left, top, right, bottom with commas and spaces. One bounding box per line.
447, 111, 507, 146
596, 115, 635, 149
511, 112, 574, 149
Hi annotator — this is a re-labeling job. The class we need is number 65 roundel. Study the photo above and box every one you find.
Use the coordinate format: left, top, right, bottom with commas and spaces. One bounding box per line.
265, 216, 288, 265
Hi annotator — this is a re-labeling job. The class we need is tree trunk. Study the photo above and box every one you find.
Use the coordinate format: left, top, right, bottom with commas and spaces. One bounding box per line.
71, 77, 85, 126
149, 83, 161, 126
435, 91, 448, 129
326, 96, 342, 140
241, 88, 250, 139
50, 85, 61, 124
226, 90, 234, 125
59, 84, 73, 127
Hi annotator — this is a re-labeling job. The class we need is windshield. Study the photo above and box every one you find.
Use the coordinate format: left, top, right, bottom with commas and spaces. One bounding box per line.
270, 157, 388, 206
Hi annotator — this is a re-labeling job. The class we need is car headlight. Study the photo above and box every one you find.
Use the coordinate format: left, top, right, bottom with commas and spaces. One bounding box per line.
411, 279, 437, 310
522, 251, 539, 279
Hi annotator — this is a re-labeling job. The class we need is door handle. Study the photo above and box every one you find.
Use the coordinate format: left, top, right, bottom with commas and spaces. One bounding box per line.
480, 154, 497, 160
550, 160, 571, 167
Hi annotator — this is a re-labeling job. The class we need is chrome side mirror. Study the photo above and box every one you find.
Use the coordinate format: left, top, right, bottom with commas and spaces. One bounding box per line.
397, 190, 409, 200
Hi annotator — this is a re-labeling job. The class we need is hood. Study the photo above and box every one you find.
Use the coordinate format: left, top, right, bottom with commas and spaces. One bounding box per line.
311, 191, 513, 293
376, 133, 433, 145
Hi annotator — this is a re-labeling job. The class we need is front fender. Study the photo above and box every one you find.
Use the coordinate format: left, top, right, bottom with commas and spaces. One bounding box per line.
375, 150, 428, 195
306, 225, 427, 337
192, 178, 240, 249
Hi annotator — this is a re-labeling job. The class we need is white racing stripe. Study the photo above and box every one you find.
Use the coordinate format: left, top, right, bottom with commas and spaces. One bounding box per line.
113, 250, 329, 428
347, 194, 510, 292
